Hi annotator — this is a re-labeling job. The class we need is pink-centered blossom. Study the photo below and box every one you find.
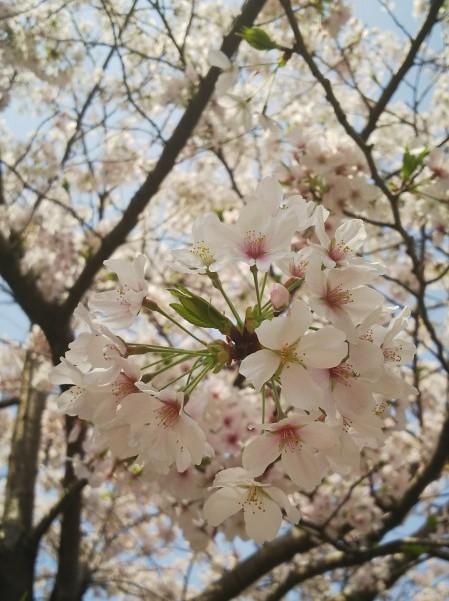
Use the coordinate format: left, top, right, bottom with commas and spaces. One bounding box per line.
242, 413, 337, 491
314, 208, 367, 268
51, 356, 141, 424
305, 260, 385, 344
311, 360, 378, 417
203, 466, 300, 544
103, 388, 214, 473
371, 307, 416, 366
208, 178, 300, 272
276, 246, 315, 279
239, 300, 347, 410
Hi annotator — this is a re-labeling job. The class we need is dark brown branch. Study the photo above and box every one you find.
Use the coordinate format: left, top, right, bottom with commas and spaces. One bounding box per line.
191, 529, 315, 601
0, 232, 68, 360
30, 477, 88, 547
280, 0, 449, 375
380, 407, 449, 534
0, 397, 20, 409
61, 0, 269, 321
361, 0, 445, 141
50, 418, 87, 601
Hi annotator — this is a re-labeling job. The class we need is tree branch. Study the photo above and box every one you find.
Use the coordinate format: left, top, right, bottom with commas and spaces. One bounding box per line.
61, 0, 269, 321
30, 477, 88, 547
361, 0, 445, 141
192, 529, 315, 601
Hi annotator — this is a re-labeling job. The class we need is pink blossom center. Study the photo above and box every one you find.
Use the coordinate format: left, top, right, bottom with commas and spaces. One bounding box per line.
112, 373, 139, 401
290, 259, 308, 278
242, 229, 267, 260
328, 240, 350, 263
276, 424, 302, 452
329, 362, 355, 387
322, 284, 352, 307
154, 400, 180, 429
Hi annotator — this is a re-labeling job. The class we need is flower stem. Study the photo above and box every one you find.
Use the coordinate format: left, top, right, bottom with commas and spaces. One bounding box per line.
183, 359, 214, 395
144, 353, 205, 378
261, 384, 266, 424
155, 306, 208, 346
260, 272, 268, 298
251, 265, 262, 314
270, 377, 285, 419
130, 344, 207, 355
208, 272, 243, 328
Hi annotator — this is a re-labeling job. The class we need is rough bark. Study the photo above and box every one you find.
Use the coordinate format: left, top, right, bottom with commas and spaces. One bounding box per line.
0, 352, 47, 600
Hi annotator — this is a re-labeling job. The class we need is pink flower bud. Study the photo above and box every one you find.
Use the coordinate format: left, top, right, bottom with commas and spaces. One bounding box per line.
270, 283, 290, 309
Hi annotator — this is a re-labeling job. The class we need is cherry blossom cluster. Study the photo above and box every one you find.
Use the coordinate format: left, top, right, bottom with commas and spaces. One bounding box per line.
52, 176, 416, 544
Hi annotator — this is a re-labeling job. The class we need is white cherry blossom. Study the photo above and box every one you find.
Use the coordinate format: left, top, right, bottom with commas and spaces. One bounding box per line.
171, 212, 230, 273
103, 388, 214, 474
89, 254, 148, 329
314, 209, 367, 268
242, 413, 338, 491
305, 260, 385, 343
203, 467, 300, 543
239, 299, 347, 409
210, 195, 297, 272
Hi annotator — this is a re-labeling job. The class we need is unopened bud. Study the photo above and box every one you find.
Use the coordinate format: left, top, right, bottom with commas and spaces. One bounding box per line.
208, 339, 232, 372
270, 283, 290, 310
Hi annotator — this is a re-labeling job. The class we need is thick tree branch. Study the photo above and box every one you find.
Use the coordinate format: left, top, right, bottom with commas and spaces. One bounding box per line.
192, 529, 315, 601
30, 478, 88, 547
61, 0, 269, 321
0, 233, 67, 359
380, 408, 449, 534
50, 418, 87, 601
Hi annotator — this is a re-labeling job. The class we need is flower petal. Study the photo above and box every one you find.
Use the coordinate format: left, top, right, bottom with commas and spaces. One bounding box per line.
239, 349, 280, 390
243, 492, 283, 543
256, 300, 312, 349
203, 487, 243, 526
298, 326, 347, 368
242, 434, 281, 475
281, 444, 326, 491
208, 48, 231, 70
282, 364, 324, 410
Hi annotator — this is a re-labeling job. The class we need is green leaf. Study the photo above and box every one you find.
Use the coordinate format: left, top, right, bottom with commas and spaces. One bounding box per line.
238, 27, 278, 51
167, 287, 234, 334
401, 146, 429, 181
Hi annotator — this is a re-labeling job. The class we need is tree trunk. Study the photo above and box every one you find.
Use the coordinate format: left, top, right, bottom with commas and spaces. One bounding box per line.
0, 351, 47, 601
